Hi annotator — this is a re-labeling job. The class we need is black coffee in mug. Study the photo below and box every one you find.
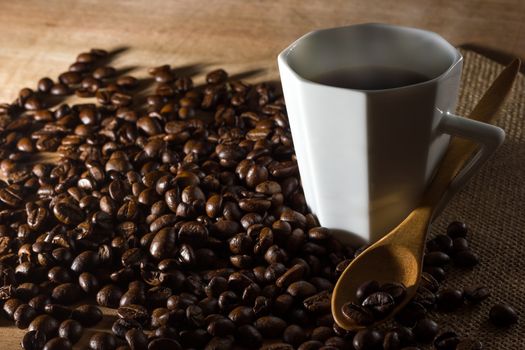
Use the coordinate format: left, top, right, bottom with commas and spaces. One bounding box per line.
311, 66, 430, 90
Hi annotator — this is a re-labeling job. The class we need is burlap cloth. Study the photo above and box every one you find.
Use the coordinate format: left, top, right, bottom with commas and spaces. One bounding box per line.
425, 49, 524, 348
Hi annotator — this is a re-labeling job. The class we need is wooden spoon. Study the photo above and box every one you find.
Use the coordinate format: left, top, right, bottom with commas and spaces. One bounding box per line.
332, 59, 521, 331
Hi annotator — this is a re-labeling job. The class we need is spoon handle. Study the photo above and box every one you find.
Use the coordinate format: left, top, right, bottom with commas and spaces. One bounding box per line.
423, 59, 520, 210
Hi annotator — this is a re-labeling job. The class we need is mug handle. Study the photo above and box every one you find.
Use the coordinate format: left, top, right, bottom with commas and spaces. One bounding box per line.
432, 112, 505, 218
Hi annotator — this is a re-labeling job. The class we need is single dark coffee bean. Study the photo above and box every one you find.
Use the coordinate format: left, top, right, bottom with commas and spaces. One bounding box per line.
71, 250, 100, 273
112, 318, 142, 338
287, 280, 317, 298
423, 251, 451, 266
255, 316, 287, 338
282, 324, 307, 347
413, 287, 436, 309
21, 330, 47, 350
420, 272, 440, 292
14, 303, 38, 329
207, 317, 236, 336
451, 237, 469, 254
89, 332, 117, 350
228, 306, 254, 325
447, 221, 468, 238
463, 286, 490, 304
117, 304, 149, 326
51, 283, 83, 305
436, 288, 464, 312
382, 331, 401, 350
303, 290, 331, 314
58, 319, 83, 344
489, 303, 518, 327
28, 315, 59, 338
43, 337, 72, 350
352, 329, 383, 350
78, 272, 100, 294
125, 328, 148, 350
72, 304, 103, 327
434, 331, 460, 350
355, 280, 380, 303
413, 318, 439, 343
341, 302, 374, 326
362, 291, 395, 317
97, 284, 123, 308
453, 250, 479, 268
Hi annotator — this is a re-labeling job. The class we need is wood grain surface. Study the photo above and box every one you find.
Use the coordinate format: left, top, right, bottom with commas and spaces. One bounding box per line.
0, 0, 523, 348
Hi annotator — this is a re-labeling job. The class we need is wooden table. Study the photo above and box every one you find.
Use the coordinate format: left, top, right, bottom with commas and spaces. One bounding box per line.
0, 0, 523, 348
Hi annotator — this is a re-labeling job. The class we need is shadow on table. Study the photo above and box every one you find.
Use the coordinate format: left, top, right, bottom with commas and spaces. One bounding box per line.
459, 44, 525, 74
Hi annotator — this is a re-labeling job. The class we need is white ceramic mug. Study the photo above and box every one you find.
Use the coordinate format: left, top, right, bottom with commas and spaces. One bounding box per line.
278, 23, 504, 245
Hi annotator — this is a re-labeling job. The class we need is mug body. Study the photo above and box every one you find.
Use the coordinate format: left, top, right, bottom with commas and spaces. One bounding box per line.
278, 23, 462, 244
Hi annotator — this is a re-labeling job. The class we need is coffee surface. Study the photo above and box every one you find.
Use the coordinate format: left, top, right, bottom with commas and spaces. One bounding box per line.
311, 66, 430, 90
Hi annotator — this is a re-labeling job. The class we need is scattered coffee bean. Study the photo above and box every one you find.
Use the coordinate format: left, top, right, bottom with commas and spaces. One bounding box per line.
489, 303, 518, 327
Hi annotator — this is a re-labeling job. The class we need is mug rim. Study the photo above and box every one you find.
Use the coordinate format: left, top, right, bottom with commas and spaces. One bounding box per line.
277, 23, 463, 93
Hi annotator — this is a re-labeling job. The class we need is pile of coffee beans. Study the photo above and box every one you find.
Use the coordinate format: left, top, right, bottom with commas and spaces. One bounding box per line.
342, 281, 407, 326
0, 49, 518, 350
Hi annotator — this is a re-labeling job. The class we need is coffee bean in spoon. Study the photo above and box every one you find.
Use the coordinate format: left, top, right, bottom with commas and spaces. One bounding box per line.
362, 291, 395, 317
341, 302, 375, 326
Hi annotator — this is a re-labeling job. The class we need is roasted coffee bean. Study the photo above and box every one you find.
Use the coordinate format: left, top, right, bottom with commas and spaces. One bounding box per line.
436, 288, 464, 312
14, 303, 38, 329
383, 331, 401, 350
420, 272, 440, 292
21, 330, 47, 350
117, 304, 149, 326
489, 303, 518, 327
356, 280, 380, 303
58, 319, 83, 343
89, 332, 117, 350
43, 337, 72, 350
207, 317, 236, 336
125, 328, 148, 350
423, 251, 451, 266
303, 290, 331, 314
254, 316, 287, 338
72, 304, 103, 327
78, 272, 100, 294
97, 285, 123, 308
287, 280, 317, 298
434, 331, 461, 350
453, 250, 479, 268
341, 302, 374, 326
71, 250, 100, 273
447, 221, 468, 238
112, 318, 142, 338
413, 318, 439, 342
51, 283, 83, 305
463, 286, 490, 304
228, 306, 254, 325
28, 315, 59, 337
362, 291, 395, 317
352, 329, 383, 350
